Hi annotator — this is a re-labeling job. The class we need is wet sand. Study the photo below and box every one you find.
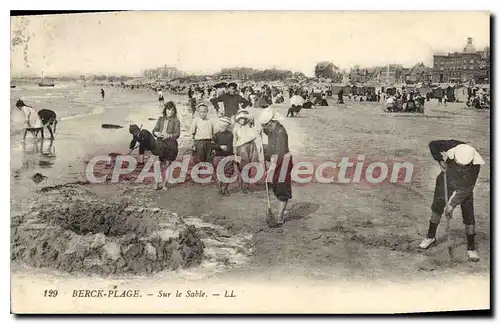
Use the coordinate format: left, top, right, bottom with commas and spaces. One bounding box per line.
10, 92, 490, 313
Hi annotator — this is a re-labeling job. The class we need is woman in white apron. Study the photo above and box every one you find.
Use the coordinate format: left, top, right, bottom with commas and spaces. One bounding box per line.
16, 99, 43, 141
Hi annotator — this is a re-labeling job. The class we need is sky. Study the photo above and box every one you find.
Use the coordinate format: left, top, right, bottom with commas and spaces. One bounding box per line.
10, 11, 490, 77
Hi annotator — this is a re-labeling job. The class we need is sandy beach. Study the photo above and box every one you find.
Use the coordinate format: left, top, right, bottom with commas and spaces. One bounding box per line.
10, 85, 490, 313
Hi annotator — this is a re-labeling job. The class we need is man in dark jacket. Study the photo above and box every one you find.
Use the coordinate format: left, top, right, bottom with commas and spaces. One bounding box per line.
210, 82, 251, 118
419, 140, 485, 262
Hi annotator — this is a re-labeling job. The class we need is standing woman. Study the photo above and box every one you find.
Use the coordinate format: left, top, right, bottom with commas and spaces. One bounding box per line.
153, 101, 181, 190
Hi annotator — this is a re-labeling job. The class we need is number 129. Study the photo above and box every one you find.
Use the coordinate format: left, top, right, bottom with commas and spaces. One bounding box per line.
43, 289, 58, 297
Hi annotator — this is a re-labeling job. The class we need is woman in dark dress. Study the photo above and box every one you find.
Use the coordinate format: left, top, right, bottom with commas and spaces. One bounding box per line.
152, 101, 181, 189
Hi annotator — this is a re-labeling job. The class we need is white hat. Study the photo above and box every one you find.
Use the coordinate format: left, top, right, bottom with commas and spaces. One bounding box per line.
259, 108, 282, 125
235, 109, 252, 122
446, 144, 485, 165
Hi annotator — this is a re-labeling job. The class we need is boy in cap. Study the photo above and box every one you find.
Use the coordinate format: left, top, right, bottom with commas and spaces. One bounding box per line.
191, 103, 216, 163
419, 140, 485, 262
212, 116, 235, 196
259, 108, 293, 227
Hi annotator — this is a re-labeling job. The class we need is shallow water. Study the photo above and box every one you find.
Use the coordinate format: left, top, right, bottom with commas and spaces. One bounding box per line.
10, 83, 207, 213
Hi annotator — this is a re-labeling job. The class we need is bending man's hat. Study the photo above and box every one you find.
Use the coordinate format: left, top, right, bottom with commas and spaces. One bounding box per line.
259, 108, 282, 125
446, 144, 485, 165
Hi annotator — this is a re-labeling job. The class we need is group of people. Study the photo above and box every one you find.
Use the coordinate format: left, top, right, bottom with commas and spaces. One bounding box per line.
467, 93, 490, 110
130, 82, 293, 227
384, 91, 426, 113
146, 81, 487, 259
14, 77, 488, 259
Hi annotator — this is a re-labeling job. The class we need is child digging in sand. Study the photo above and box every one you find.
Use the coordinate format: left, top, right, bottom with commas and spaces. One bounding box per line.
233, 109, 262, 194
212, 116, 235, 196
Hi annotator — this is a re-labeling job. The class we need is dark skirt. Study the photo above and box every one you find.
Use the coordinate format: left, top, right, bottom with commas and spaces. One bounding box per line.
154, 138, 178, 163
270, 156, 293, 202
158, 95, 164, 102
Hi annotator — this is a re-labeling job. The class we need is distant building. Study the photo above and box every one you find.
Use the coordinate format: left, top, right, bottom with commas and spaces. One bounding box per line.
143, 65, 185, 79
348, 66, 369, 84
432, 37, 490, 83
404, 62, 432, 84
216, 67, 256, 80
373, 64, 404, 85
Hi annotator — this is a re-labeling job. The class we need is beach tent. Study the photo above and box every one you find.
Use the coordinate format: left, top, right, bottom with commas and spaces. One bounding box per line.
386, 87, 397, 96
454, 86, 468, 102
331, 83, 347, 95
432, 84, 456, 101
416, 84, 430, 96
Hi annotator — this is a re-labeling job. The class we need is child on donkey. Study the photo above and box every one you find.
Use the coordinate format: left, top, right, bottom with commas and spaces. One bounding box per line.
212, 116, 235, 196
419, 140, 485, 262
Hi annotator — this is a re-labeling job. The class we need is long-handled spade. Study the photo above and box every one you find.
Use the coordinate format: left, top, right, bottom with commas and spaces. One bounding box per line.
443, 170, 456, 261
257, 134, 275, 227
264, 167, 275, 227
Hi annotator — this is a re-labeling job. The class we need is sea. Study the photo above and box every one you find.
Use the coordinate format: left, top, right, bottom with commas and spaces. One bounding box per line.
10, 82, 202, 212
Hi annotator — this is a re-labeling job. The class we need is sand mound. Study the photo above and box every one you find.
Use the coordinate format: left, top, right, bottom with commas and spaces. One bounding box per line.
12, 183, 254, 276
11, 200, 204, 275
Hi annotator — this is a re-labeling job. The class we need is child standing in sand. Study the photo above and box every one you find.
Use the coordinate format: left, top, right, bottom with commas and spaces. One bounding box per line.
191, 104, 216, 163
212, 116, 235, 196
153, 101, 181, 190
233, 109, 262, 194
